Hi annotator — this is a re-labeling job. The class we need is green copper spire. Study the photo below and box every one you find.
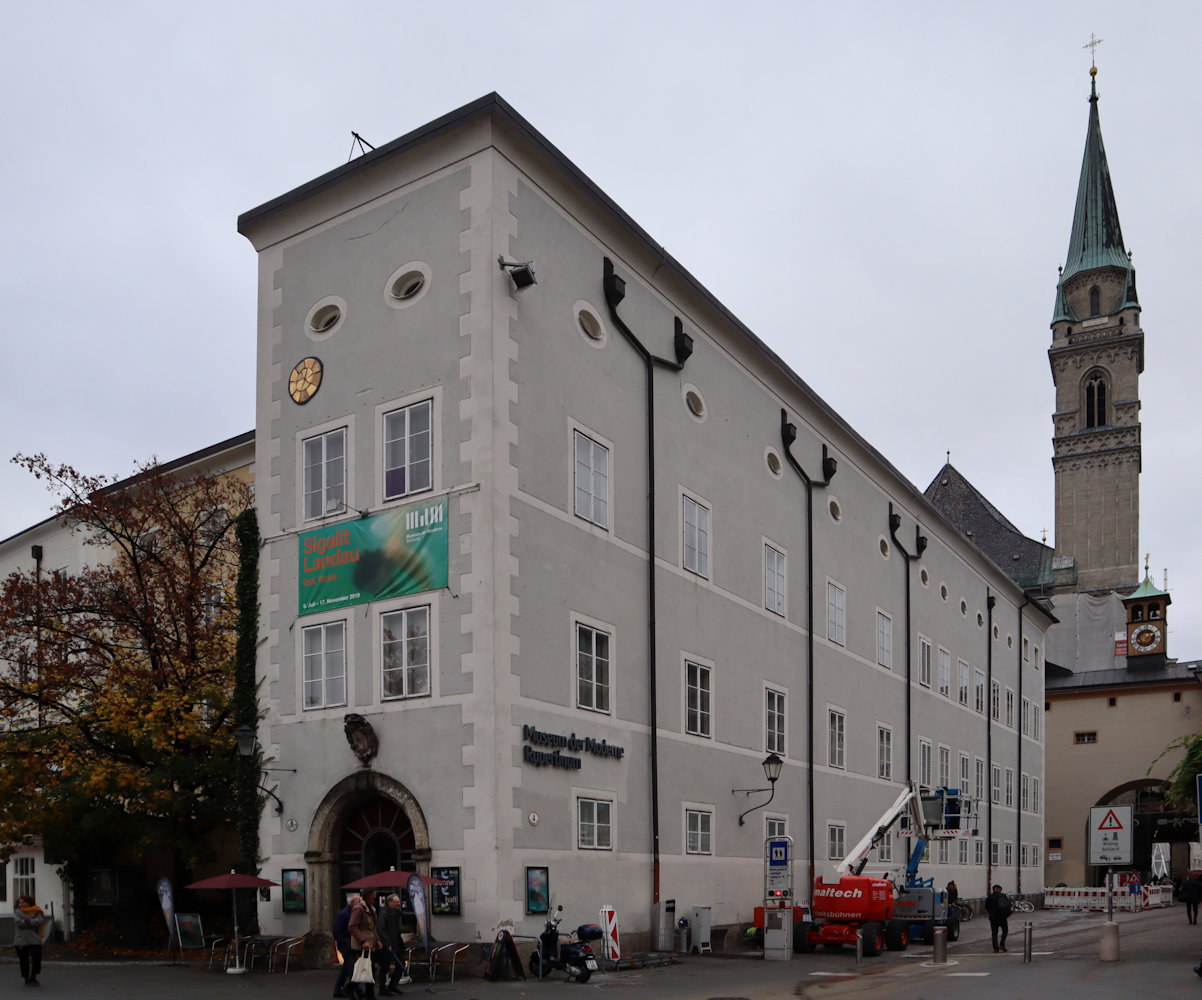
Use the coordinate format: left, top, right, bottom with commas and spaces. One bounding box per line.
1061, 67, 1131, 282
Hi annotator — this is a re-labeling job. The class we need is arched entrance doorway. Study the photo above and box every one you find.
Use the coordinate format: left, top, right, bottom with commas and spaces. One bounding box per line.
339, 796, 417, 887
1090, 778, 1196, 883
306, 771, 431, 938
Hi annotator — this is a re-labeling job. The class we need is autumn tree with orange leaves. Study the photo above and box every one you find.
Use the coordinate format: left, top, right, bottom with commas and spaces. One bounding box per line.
0, 453, 256, 870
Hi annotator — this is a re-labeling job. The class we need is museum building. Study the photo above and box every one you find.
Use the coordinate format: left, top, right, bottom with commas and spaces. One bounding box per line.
237, 93, 1048, 949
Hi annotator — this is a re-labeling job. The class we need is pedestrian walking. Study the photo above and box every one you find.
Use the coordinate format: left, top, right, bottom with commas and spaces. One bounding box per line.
376, 893, 412, 995
1179, 873, 1202, 924
985, 884, 1011, 953
14, 894, 45, 987
349, 889, 382, 1000
332, 893, 362, 999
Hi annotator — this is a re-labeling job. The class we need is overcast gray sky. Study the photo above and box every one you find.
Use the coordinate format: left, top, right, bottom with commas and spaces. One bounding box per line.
4, 1, 1199, 659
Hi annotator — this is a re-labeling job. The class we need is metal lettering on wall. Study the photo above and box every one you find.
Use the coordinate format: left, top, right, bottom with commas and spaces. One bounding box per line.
521, 724, 626, 769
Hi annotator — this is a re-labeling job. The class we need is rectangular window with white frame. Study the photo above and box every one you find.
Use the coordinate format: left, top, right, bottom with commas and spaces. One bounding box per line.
976, 758, 986, 803
1032, 843, 1041, 868
383, 399, 432, 501
878, 830, 893, 863
14, 857, 34, 902
764, 543, 786, 616
975, 669, 985, 714
578, 797, 613, 850
574, 430, 610, 528
766, 816, 787, 839
1021, 843, 1029, 867
828, 823, 846, 860
827, 582, 845, 645
958, 659, 969, 706
828, 709, 846, 769
960, 752, 971, 797
686, 660, 712, 738
878, 726, 893, 780
938, 648, 951, 697
303, 427, 347, 521
686, 808, 713, 855
975, 839, 984, 865
577, 621, 611, 714
303, 620, 346, 710
381, 605, 430, 700
1004, 842, 1013, 866
1021, 773, 1030, 811
1005, 768, 1014, 807
1006, 688, 1015, 727
991, 841, 1000, 866
938, 839, 949, 864
919, 739, 932, 786
939, 745, 951, 788
1021, 696, 1030, 736
919, 637, 932, 687
1032, 777, 1041, 812
765, 687, 786, 755
991, 764, 1001, 804
991, 679, 1000, 720
877, 612, 892, 669
958, 838, 969, 865
682, 493, 710, 578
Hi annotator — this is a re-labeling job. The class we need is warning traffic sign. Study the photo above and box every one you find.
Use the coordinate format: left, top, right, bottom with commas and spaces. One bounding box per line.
1089, 805, 1132, 865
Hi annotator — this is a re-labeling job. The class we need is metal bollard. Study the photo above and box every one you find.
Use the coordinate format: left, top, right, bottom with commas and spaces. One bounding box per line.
933, 926, 947, 964
1023, 921, 1033, 963
855, 929, 862, 966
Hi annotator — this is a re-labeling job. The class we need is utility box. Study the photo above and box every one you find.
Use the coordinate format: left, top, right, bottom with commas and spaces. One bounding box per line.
652, 899, 676, 952
690, 905, 712, 954
763, 905, 792, 961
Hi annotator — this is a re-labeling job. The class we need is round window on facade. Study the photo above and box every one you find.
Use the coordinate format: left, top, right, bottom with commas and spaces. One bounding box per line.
940, 584, 949, 602
960, 600, 968, 616
1008, 635, 1014, 648
577, 306, 605, 342
828, 498, 843, 523
765, 449, 783, 477
880, 538, 890, 559
977, 612, 985, 627
993, 624, 1000, 639
682, 385, 706, 421
920, 568, 930, 587
305, 296, 347, 341
385, 262, 431, 309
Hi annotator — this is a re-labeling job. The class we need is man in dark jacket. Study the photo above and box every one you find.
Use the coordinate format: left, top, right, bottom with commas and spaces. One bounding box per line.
333, 894, 362, 999
377, 893, 412, 995
1179, 873, 1202, 924
985, 884, 1010, 953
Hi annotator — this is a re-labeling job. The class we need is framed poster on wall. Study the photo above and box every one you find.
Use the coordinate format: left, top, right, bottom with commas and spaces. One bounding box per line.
526, 866, 549, 914
430, 867, 460, 915
281, 869, 307, 913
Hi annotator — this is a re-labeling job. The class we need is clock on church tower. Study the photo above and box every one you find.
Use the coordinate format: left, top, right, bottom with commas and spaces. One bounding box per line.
1122, 561, 1171, 665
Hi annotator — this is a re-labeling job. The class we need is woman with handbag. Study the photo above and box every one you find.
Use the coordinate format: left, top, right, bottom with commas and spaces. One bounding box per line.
348, 889, 382, 999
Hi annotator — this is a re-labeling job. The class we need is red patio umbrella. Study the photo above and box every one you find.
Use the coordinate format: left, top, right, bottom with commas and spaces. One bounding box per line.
186, 869, 279, 974
341, 867, 449, 890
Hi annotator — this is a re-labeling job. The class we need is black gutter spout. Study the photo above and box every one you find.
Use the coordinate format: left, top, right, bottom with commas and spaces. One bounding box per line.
602, 257, 689, 916
780, 408, 836, 902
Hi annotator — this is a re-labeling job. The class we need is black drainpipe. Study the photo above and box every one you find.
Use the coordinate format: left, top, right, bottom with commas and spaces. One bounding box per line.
888, 505, 927, 786
602, 258, 693, 910
780, 410, 836, 898
1015, 595, 1031, 895
986, 589, 996, 896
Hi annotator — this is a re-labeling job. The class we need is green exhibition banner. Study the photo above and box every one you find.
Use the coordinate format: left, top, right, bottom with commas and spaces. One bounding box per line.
298, 497, 448, 616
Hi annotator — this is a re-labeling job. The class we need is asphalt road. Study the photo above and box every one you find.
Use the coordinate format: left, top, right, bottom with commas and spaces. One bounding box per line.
6, 903, 1200, 1000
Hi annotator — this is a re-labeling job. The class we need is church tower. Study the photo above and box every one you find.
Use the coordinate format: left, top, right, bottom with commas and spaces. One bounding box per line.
1049, 65, 1143, 592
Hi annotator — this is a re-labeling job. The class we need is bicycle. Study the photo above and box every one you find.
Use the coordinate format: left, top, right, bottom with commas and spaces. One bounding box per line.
950, 900, 974, 922
1009, 895, 1034, 913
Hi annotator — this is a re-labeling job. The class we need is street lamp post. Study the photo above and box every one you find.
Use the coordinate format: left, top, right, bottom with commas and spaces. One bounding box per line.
737, 753, 785, 826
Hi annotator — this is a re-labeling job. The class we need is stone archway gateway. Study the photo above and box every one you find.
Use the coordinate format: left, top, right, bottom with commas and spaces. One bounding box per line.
1090, 778, 1193, 882
304, 770, 432, 938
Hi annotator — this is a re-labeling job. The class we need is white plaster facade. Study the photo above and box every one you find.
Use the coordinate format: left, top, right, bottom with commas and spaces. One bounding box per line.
239, 94, 1047, 949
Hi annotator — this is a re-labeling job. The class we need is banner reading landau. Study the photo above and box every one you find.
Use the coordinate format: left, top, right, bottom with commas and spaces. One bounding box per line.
298, 497, 448, 616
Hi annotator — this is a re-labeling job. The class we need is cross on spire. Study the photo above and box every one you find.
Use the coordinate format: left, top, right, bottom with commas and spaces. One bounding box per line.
1083, 33, 1104, 68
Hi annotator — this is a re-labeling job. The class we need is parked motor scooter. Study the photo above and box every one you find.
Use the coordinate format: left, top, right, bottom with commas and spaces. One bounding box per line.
529, 906, 602, 982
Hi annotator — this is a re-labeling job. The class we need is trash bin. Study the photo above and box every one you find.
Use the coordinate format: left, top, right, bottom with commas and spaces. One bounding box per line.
676, 917, 690, 954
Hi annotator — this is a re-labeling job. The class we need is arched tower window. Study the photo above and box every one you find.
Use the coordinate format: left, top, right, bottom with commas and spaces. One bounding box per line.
1089, 286, 1101, 317
1084, 372, 1108, 428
